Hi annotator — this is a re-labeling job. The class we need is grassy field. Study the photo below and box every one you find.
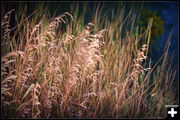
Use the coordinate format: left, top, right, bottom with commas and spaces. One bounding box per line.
1, 2, 178, 118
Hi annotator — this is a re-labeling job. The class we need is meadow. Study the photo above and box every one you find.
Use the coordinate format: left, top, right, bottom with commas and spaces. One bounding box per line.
1, 2, 178, 118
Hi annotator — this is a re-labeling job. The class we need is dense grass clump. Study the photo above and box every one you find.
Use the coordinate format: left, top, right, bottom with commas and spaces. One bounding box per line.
1, 2, 178, 118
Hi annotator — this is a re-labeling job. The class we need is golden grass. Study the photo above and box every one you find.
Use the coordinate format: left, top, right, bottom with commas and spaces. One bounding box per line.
1, 4, 178, 118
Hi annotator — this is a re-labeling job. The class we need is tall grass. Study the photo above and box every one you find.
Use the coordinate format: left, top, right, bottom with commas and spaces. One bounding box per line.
1, 3, 178, 118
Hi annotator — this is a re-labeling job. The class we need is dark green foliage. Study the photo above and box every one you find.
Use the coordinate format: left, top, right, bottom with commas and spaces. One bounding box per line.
139, 7, 164, 43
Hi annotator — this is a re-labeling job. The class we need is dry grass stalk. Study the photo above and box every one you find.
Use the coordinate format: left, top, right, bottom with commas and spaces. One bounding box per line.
1, 5, 177, 118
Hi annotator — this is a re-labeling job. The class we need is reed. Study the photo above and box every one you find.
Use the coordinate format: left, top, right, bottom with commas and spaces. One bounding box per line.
1, 2, 178, 118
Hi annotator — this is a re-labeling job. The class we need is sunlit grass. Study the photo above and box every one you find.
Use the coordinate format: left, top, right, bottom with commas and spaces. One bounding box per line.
1, 3, 178, 118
